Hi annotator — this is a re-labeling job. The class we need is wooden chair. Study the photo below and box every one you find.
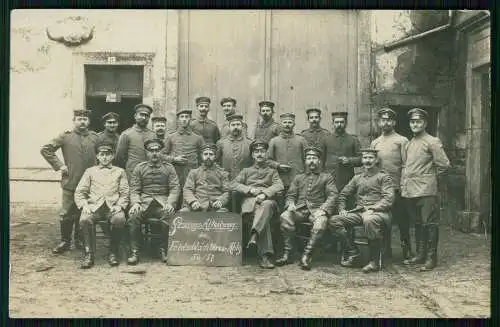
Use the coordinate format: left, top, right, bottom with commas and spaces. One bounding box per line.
352, 222, 392, 268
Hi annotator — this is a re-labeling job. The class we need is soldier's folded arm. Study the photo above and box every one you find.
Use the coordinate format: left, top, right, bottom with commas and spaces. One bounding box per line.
284, 176, 299, 209
337, 176, 358, 211
261, 170, 285, 198
129, 165, 143, 205
40, 133, 66, 171
73, 169, 91, 209
167, 165, 181, 206
117, 169, 130, 210
320, 174, 339, 215
430, 139, 451, 175
114, 133, 129, 168
182, 170, 198, 206
367, 175, 395, 212
232, 169, 252, 195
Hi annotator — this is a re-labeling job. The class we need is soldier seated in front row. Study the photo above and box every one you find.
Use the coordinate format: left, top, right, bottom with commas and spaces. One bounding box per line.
127, 139, 180, 265
74, 141, 130, 269
276, 146, 338, 270
232, 140, 285, 269
180, 143, 230, 212
328, 148, 394, 273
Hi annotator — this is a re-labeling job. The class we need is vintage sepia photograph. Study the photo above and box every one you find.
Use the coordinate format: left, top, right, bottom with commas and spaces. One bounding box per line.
8, 9, 491, 318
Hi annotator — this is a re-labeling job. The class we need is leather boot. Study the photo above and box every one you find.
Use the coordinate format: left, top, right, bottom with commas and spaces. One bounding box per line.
159, 223, 169, 263
80, 225, 94, 269
401, 239, 414, 261
52, 220, 72, 254
339, 231, 360, 267
404, 225, 426, 265
362, 239, 381, 273
259, 254, 275, 269
420, 225, 438, 272
127, 223, 141, 265
247, 232, 257, 249
81, 247, 94, 269
276, 234, 294, 266
108, 226, 121, 267
73, 218, 83, 250
300, 230, 323, 270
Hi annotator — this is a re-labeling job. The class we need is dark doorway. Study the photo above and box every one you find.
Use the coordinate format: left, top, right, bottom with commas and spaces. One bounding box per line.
85, 65, 144, 134
390, 105, 439, 139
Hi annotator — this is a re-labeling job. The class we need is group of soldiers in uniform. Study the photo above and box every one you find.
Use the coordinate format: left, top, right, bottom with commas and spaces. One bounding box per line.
41, 96, 450, 273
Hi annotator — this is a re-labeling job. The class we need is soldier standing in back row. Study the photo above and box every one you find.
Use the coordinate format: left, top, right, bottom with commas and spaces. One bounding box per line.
115, 104, 156, 181
41, 109, 99, 254
401, 108, 450, 272
371, 107, 412, 261
267, 113, 308, 192
250, 101, 281, 142
189, 97, 221, 144
163, 108, 205, 188
97, 112, 120, 148
324, 111, 362, 193
300, 108, 331, 165
220, 97, 248, 138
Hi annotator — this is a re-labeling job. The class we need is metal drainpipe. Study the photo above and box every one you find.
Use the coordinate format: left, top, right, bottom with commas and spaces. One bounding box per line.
383, 10, 455, 52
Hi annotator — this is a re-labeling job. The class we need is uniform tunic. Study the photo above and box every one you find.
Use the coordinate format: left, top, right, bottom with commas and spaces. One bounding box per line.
268, 133, 308, 188
285, 171, 338, 216
74, 165, 129, 212
300, 126, 330, 164
130, 161, 180, 210
324, 132, 362, 191
163, 128, 205, 186
115, 125, 156, 181
371, 132, 408, 190
190, 117, 221, 144
97, 130, 119, 149
216, 134, 253, 180
401, 132, 451, 198
183, 165, 230, 209
232, 163, 284, 214
250, 118, 281, 143
41, 129, 99, 192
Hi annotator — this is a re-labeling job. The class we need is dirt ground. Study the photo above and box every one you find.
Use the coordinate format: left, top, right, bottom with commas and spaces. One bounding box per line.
9, 203, 490, 318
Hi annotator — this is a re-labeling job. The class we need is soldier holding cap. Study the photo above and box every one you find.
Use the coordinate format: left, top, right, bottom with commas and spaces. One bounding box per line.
277, 146, 338, 270
301, 108, 331, 164
74, 140, 129, 269
328, 148, 395, 273
127, 138, 181, 265
371, 107, 412, 261
41, 109, 99, 254
220, 97, 248, 138
216, 114, 253, 180
401, 108, 450, 271
163, 108, 205, 188
115, 104, 156, 181
267, 113, 308, 190
232, 140, 285, 269
181, 143, 231, 212
190, 97, 221, 144
324, 111, 362, 193
97, 112, 120, 150
250, 101, 281, 142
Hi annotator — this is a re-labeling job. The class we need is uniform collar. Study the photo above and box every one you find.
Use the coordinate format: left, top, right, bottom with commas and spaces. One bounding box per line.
306, 169, 320, 175
178, 127, 192, 135
229, 134, 244, 141
334, 131, 346, 137
362, 167, 380, 177
412, 131, 428, 140
148, 161, 162, 168
73, 128, 89, 136
308, 125, 323, 131
99, 164, 113, 169
258, 118, 275, 128
196, 116, 209, 122
133, 124, 149, 133
280, 131, 294, 139
253, 162, 268, 169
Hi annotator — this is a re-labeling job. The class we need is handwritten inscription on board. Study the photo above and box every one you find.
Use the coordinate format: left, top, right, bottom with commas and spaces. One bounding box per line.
166, 212, 243, 267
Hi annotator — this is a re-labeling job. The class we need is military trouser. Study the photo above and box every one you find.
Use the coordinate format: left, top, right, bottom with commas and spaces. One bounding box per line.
329, 211, 390, 255
393, 190, 411, 256
405, 196, 440, 263
280, 208, 328, 257
59, 189, 82, 246
244, 200, 277, 257
79, 203, 126, 255
128, 201, 172, 253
